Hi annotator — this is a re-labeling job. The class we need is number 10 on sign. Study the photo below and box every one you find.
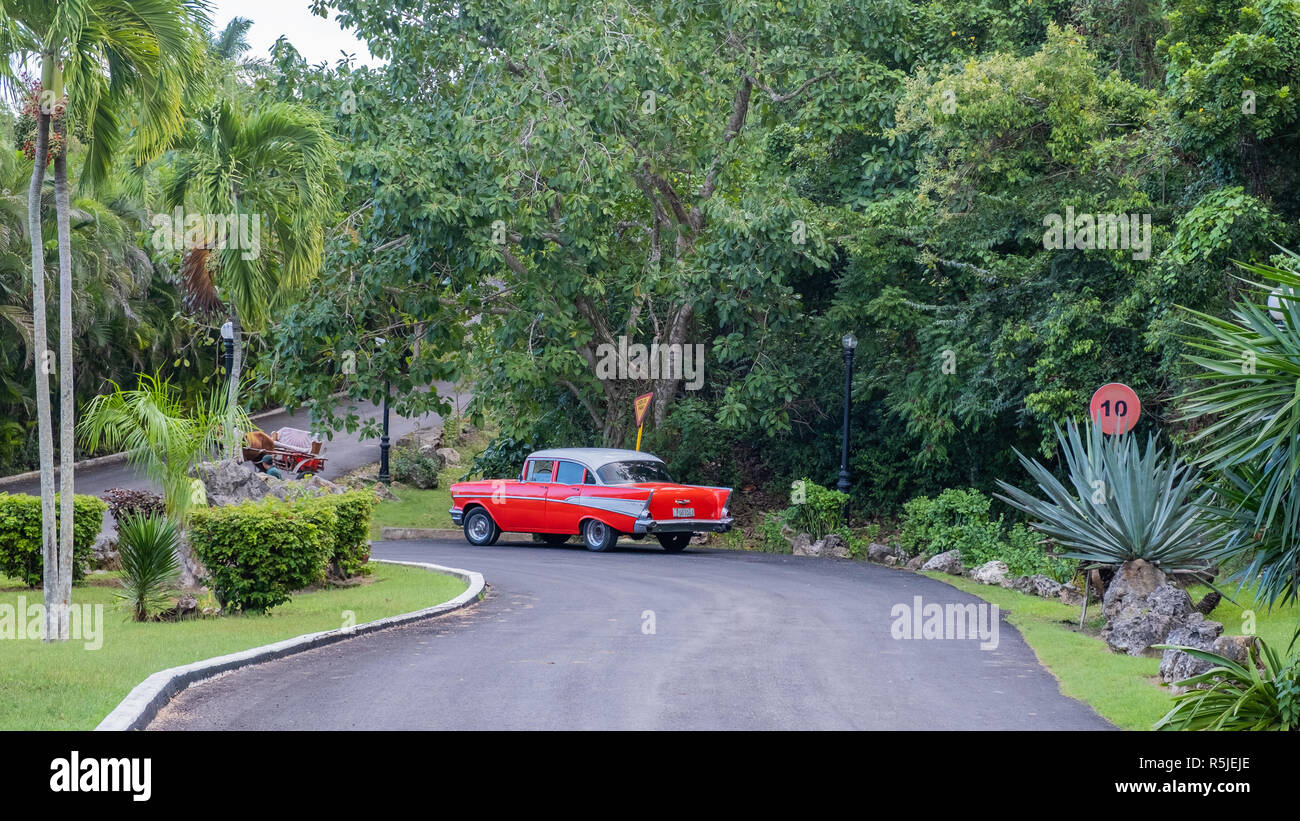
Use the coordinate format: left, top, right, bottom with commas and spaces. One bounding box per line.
1088, 383, 1141, 435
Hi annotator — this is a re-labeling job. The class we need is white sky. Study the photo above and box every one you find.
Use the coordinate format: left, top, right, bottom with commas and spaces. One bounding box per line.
208, 0, 383, 68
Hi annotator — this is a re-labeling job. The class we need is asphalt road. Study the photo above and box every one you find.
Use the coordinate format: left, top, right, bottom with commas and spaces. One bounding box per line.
150, 540, 1112, 730
1, 385, 468, 537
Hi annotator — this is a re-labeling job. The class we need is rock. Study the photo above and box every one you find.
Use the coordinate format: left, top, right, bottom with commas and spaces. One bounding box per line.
1058, 583, 1085, 607
91, 534, 120, 571
435, 447, 461, 466
1103, 583, 1196, 656
371, 482, 399, 502
1012, 574, 1063, 598
192, 459, 270, 507
302, 474, 346, 495
1102, 559, 1167, 622
170, 594, 199, 619
791, 532, 817, 557
921, 549, 964, 575
905, 554, 927, 571
690, 532, 710, 545
1212, 634, 1259, 667
867, 542, 903, 563
817, 533, 851, 559
395, 425, 443, 451
972, 560, 1009, 586
1159, 616, 1224, 689
884, 555, 901, 566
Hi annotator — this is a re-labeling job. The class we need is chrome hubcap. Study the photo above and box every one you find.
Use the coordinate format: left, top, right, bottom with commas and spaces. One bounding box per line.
468, 515, 490, 541
587, 522, 606, 545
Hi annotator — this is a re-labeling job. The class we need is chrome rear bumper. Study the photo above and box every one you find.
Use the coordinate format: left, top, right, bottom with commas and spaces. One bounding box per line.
633, 516, 733, 535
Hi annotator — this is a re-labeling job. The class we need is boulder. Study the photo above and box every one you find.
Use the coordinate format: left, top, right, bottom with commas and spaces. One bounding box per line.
396, 425, 443, 451
1012, 574, 1063, 599
91, 534, 120, 571
168, 594, 199, 620
301, 474, 347, 495
1103, 583, 1196, 656
791, 532, 817, 557
192, 459, 270, 507
1057, 583, 1085, 607
921, 549, 964, 575
905, 554, 928, 571
1212, 635, 1260, 667
1159, 617, 1226, 690
371, 482, 400, 502
972, 560, 1009, 586
884, 555, 901, 567
1102, 559, 1167, 621
867, 542, 903, 564
816, 533, 851, 559
435, 447, 462, 466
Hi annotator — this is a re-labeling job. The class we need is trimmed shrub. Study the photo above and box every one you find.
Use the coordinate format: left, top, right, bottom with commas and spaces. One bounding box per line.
102, 487, 165, 526
313, 491, 376, 579
392, 446, 441, 489
0, 493, 108, 586
189, 499, 336, 613
785, 478, 848, 540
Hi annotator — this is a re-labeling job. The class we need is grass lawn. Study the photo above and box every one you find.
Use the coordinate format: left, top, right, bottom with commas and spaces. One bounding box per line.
926, 572, 1300, 731
369, 427, 493, 539
0, 563, 468, 730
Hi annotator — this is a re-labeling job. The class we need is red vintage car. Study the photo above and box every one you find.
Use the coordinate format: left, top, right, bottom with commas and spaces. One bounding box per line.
449, 448, 734, 552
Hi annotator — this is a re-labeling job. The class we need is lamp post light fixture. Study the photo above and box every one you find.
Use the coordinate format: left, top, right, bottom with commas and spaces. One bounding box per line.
219, 321, 234, 383
837, 332, 857, 525
1268, 285, 1296, 326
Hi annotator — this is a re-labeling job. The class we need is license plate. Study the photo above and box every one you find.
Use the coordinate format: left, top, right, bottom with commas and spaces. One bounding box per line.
672, 507, 694, 518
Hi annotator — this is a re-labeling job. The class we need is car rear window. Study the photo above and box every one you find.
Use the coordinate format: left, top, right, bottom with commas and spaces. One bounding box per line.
596, 461, 673, 484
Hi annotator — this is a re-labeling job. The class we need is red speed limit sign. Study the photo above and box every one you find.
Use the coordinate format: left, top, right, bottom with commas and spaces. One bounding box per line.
1089, 383, 1141, 434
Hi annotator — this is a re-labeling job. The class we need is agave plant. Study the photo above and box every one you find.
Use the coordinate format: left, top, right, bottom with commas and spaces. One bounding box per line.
1153, 638, 1300, 731
994, 419, 1223, 570
115, 513, 181, 622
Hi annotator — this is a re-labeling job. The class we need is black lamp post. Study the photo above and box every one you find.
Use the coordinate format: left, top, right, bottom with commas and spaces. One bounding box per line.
220, 320, 234, 382
378, 379, 392, 485
837, 332, 857, 524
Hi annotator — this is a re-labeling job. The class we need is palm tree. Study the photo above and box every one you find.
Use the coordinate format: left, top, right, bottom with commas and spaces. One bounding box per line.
164, 98, 339, 456
5, 0, 208, 641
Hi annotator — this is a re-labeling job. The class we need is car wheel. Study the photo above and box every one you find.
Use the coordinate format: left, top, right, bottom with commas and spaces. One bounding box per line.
540, 534, 571, 546
657, 533, 691, 553
464, 508, 501, 546
581, 519, 618, 552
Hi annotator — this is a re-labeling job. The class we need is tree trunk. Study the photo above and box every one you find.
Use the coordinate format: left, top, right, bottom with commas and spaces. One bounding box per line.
225, 308, 244, 459
27, 110, 58, 643
53, 138, 75, 641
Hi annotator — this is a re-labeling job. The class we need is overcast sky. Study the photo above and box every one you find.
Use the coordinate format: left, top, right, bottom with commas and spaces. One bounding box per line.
209, 0, 382, 67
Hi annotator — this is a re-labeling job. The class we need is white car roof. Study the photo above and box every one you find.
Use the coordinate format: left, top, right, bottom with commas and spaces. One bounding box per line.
527, 448, 664, 469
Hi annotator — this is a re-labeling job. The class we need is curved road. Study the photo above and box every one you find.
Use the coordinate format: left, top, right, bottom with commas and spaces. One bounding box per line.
150, 540, 1111, 730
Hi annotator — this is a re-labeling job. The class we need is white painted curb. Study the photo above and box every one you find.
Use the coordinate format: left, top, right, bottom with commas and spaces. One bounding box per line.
94, 559, 485, 731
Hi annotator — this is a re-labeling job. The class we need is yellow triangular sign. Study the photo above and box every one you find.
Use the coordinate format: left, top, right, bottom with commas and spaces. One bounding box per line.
634, 392, 654, 428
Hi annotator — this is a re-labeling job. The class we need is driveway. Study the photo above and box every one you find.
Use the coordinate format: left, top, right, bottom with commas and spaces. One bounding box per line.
149, 540, 1112, 730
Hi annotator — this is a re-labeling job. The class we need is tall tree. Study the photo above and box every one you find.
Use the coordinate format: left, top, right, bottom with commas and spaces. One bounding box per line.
7, 0, 207, 640
163, 98, 339, 455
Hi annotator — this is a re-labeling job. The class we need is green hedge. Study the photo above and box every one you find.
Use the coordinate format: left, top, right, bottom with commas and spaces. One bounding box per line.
316, 491, 375, 579
189, 499, 336, 613
0, 493, 108, 586
188, 491, 377, 612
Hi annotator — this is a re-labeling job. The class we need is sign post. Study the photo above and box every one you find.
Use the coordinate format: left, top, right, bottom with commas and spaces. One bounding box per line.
1088, 383, 1141, 434
633, 392, 653, 451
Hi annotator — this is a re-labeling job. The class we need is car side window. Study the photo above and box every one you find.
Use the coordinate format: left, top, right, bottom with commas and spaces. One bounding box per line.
582, 469, 597, 485
555, 460, 585, 485
526, 460, 554, 483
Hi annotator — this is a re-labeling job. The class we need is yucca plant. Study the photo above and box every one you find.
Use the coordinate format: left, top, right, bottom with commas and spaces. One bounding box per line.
1179, 250, 1300, 607
1153, 638, 1300, 731
994, 418, 1223, 571
115, 513, 181, 622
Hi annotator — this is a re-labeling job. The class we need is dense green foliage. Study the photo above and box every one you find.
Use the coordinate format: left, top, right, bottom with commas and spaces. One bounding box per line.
319, 491, 376, 580
0, 492, 106, 586
189, 499, 335, 613
899, 487, 1073, 579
